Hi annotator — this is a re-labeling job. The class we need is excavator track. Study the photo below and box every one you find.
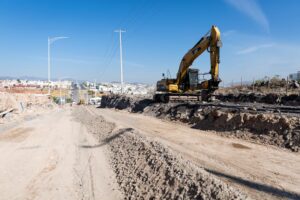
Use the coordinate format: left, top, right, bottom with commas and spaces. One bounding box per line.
153, 92, 213, 103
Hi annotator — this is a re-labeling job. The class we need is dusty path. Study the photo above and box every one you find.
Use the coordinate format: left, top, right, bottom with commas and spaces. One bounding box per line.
88, 106, 300, 200
0, 108, 121, 200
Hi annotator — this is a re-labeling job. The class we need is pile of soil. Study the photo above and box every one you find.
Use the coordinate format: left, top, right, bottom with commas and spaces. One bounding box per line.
73, 107, 247, 199
165, 105, 300, 152
100, 95, 300, 152
0, 92, 51, 111
0, 92, 56, 124
215, 93, 300, 106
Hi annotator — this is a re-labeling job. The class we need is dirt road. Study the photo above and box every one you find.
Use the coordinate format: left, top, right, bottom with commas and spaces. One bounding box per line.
0, 108, 121, 200
1, 105, 299, 200
88, 107, 300, 200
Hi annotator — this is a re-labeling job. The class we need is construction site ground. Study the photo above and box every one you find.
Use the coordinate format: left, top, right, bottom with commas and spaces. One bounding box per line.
0, 104, 299, 199
86, 106, 300, 200
0, 108, 121, 200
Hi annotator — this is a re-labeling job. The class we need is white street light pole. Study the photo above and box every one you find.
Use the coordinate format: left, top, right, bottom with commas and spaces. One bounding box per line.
47, 36, 68, 95
60, 80, 62, 106
48, 37, 50, 88
114, 29, 126, 94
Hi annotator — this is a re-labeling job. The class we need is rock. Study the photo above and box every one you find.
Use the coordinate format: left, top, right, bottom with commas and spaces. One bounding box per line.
211, 110, 223, 118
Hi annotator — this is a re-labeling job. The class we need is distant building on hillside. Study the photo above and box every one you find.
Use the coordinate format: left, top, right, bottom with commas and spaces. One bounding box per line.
289, 71, 300, 81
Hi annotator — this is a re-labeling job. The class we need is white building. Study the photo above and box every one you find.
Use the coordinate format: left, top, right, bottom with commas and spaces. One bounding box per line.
97, 82, 154, 95
0, 79, 72, 89
289, 71, 300, 81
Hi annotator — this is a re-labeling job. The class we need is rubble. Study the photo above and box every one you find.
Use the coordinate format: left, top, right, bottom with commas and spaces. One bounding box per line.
215, 92, 300, 106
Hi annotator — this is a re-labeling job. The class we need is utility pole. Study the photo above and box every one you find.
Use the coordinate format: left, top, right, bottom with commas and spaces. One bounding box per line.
241, 76, 243, 88
286, 76, 289, 95
47, 36, 68, 95
94, 79, 97, 97
48, 37, 51, 94
114, 29, 126, 94
252, 78, 255, 92
60, 80, 62, 106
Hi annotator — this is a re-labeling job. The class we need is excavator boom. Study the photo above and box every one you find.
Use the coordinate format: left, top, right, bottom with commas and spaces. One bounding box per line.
176, 33, 210, 85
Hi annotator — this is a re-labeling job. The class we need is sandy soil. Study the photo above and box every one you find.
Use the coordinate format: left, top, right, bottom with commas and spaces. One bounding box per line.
75, 107, 246, 199
1, 104, 299, 200
87, 106, 300, 200
0, 108, 121, 200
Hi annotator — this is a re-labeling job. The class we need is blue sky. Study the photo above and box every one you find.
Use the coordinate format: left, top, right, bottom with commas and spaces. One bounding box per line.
0, 0, 300, 84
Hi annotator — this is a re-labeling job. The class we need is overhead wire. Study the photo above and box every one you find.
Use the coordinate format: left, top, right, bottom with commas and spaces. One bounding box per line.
123, 0, 159, 42
98, 1, 145, 81
99, 0, 159, 81
99, 31, 117, 81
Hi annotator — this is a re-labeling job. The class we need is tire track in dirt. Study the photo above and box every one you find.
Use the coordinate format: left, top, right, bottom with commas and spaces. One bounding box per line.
25, 150, 59, 200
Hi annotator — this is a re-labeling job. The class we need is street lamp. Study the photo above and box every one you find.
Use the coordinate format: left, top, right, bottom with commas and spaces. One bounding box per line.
48, 36, 68, 95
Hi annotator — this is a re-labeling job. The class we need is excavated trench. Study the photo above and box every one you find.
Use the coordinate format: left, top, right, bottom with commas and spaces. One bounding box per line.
73, 107, 246, 199
100, 95, 300, 152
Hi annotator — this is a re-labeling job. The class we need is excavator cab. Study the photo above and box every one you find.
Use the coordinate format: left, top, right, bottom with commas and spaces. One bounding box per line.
180, 68, 199, 91
187, 68, 199, 90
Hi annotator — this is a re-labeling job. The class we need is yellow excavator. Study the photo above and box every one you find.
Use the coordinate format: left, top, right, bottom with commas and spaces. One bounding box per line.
153, 25, 222, 103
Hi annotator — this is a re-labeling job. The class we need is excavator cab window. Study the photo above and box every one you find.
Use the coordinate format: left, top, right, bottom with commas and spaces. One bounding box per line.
188, 69, 199, 90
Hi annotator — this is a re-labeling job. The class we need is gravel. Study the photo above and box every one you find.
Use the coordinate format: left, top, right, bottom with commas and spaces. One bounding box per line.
73, 106, 248, 200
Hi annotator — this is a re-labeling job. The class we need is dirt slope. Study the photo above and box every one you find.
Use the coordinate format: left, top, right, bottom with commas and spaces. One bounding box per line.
76, 107, 246, 199
100, 95, 300, 152
88, 106, 300, 200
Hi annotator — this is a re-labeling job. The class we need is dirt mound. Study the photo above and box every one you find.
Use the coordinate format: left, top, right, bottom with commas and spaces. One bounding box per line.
73, 107, 247, 199
0, 92, 56, 124
108, 129, 246, 199
100, 95, 151, 112
215, 93, 300, 106
169, 107, 300, 152
0, 92, 51, 112
0, 92, 19, 112
72, 107, 115, 138
100, 95, 300, 152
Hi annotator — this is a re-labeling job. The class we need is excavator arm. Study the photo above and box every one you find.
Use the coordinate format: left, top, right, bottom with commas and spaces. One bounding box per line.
169, 25, 221, 92
209, 26, 221, 82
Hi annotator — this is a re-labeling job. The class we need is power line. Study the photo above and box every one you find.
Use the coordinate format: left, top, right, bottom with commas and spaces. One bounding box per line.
102, 31, 115, 63
123, 1, 158, 42
99, 31, 117, 81
99, 0, 158, 82
116, 0, 147, 30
